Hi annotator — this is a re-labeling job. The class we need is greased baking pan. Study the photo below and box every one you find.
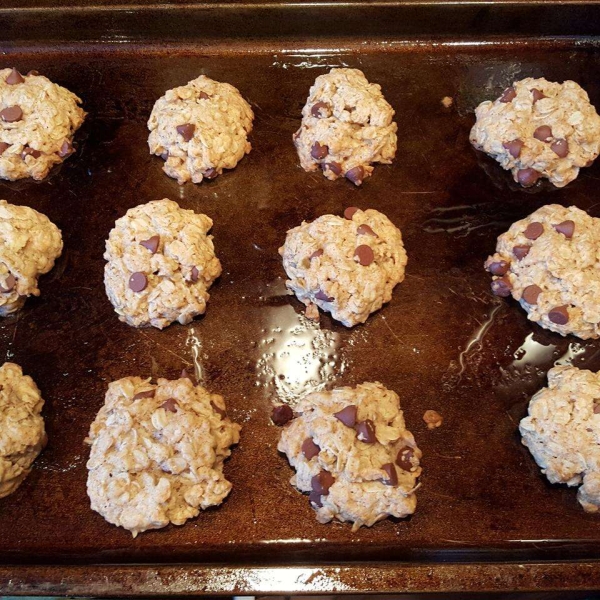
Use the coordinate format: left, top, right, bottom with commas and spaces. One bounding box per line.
3, 1, 600, 595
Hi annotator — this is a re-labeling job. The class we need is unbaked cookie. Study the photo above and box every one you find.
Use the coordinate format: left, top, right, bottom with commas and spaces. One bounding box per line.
0, 68, 85, 181
86, 374, 241, 536
470, 77, 600, 187
277, 382, 421, 530
0, 200, 63, 316
294, 68, 397, 186
520, 365, 600, 512
104, 199, 222, 329
279, 207, 407, 327
0, 362, 46, 499
148, 75, 254, 185
486, 204, 600, 339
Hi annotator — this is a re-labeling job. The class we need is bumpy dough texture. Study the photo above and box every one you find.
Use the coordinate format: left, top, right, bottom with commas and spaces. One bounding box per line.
486, 204, 600, 339
279, 208, 407, 327
104, 199, 222, 329
86, 375, 241, 536
0, 200, 63, 316
278, 382, 421, 530
294, 68, 397, 185
520, 366, 600, 512
148, 75, 254, 185
470, 77, 600, 187
0, 68, 85, 181
0, 362, 46, 499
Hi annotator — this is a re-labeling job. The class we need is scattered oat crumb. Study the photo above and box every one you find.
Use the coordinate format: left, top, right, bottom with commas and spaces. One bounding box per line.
423, 409, 443, 429
305, 302, 320, 321
441, 96, 453, 108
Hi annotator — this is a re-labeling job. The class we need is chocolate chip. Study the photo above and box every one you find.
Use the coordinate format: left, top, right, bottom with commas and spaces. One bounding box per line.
381, 463, 398, 486
357, 224, 377, 237
499, 87, 516, 103
503, 139, 524, 159
532, 88, 546, 103
203, 168, 218, 180
161, 398, 178, 413
513, 245, 530, 260
315, 289, 334, 302
21, 147, 41, 160
310, 249, 323, 260
0, 106, 22, 122
129, 272, 147, 292
324, 162, 342, 176
517, 168, 541, 187
551, 138, 569, 158
6, 68, 24, 85
491, 276, 512, 297
334, 405, 357, 428
521, 284, 542, 305
553, 220, 574, 239
548, 305, 569, 325
302, 438, 321, 460
524, 222, 544, 240
309, 491, 323, 508
271, 404, 294, 426
211, 400, 227, 418
191, 266, 199, 282
199, 91, 210, 100
594, 403, 600, 415
27, 70, 39, 76
345, 165, 365, 185
311, 470, 335, 495
344, 206, 359, 220
311, 142, 328, 160
58, 140, 73, 158
533, 125, 553, 142
355, 419, 376, 444
311, 102, 330, 118
354, 245, 374, 266
133, 389, 155, 400
0, 142, 10, 155
140, 235, 160, 254
160, 151, 169, 160
176, 123, 195, 141
488, 260, 509, 276
0, 274, 15, 293
396, 446, 415, 471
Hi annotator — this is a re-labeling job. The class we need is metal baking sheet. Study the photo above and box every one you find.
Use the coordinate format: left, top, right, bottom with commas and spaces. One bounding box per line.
2, 1, 600, 594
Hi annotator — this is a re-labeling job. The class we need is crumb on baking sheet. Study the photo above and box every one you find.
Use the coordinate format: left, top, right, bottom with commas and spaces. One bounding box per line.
441, 96, 453, 108
423, 409, 443, 429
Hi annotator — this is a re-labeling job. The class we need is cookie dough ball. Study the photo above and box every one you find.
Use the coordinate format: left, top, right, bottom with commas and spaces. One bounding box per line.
148, 75, 254, 185
470, 77, 600, 188
520, 365, 600, 512
279, 207, 407, 327
294, 68, 397, 186
0, 362, 46, 498
86, 375, 241, 536
104, 199, 222, 329
278, 382, 421, 530
486, 204, 600, 339
0, 68, 85, 181
0, 200, 63, 316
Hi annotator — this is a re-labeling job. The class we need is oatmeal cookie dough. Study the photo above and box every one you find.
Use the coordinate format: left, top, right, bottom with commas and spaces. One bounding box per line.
278, 382, 421, 530
470, 77, 600, 188
294, 68, 397, 186
486, 204, 600, 339
104, 199, 222, 329
86, 375, 241, 536
0, 200, 63, 316
520, 365, 600, 512
279, 207, 407, 327
0, 68, 85, 181
148, 75, 254, 185
0, 362, 46, 499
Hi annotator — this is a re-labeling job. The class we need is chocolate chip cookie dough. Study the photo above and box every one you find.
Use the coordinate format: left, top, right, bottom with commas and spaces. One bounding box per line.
487, 204, 600, 339
0, 68, 85, 181
148, 75, 254, 185
277, 382, 421, 530
86, 374, 241, 536
279, 207, 407, 327
470, 77, 600, 187
0, 200, 63, 316
104, 199, 222, 329
0, 362, 46, 499
520, 365, 600, 512
294, 68, 397, 186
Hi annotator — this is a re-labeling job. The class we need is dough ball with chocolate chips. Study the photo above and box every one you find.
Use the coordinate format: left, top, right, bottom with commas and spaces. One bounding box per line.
0, 200, 63, 316
0, 68, 85, 181
279, 207, 407, 327
486, 204, 600, 339
470, 77, 600, 188
104, 199, 222, 329
294, 68, 397, 185
0, 362, 46, 498
520, 365, 600, 512
278, 382, 421, 530
86, 375, 240, 536
148, 75, 254, 185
